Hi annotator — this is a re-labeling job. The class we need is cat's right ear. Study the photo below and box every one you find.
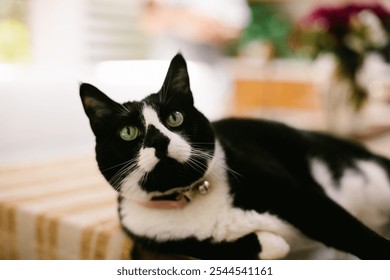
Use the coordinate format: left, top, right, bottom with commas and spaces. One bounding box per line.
80, 83, 117, 131
160, 53, 194, 105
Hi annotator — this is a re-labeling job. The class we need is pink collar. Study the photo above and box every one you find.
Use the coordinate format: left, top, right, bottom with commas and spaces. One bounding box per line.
137, 195, 189, 209
136, 180, 210, 210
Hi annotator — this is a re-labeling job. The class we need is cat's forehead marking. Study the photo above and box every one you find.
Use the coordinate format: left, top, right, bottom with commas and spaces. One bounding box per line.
141, 104, 172, 139
142, 104, 161, 127
141, 103, 191, 163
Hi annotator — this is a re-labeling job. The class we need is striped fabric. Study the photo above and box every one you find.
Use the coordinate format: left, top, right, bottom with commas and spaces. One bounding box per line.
0, 155, 133, 260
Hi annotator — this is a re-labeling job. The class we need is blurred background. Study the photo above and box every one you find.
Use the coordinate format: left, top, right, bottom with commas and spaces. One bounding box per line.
1, 0, 390, 165
1, 0, 390, 260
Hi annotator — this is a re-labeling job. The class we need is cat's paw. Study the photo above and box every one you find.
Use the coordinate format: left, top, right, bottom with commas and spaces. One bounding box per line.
257, 232, 290, 260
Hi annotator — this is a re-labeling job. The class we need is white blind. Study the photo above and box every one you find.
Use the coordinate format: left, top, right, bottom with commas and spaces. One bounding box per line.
84, 0, 148, 62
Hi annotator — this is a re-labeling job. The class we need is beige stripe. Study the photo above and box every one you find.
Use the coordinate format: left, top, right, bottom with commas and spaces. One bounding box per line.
120, 235, 134, 260
93, 221, 121, 260
3, 202, 115, 260
105, 229, 127, 259
35, 198, 115, 259
0, 179, 107, 205
2, 185, 110, 259
2, 186, 113, 259
0, 168, 97, 189
7, 207, 17, 259
0, 155, 129, 260
16, 210, 37, 259
48, 217, 58, 260
49, 200, 115, 259
0, 156, 97, 187
80, 218, 116, 259
0, 205, 4, 259
0, 168, 105, 191
80, 224, 95, 259
0, 155, 135, 260
0, 176, 106, 201
35, 215, 47, 260
55, 208, 118, 259
0, 160, 96, 186
28, 189, 114, 210
0, 204, 10, 259
0, 155, 94, 175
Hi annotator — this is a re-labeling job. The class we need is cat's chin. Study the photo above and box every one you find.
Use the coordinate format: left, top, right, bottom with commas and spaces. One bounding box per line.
136, 193, 190, 209
139, 157, 207, 193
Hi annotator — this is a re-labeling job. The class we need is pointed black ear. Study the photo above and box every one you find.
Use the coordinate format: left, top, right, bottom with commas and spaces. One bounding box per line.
80, 83, 118, 131
160, 53, 193, 104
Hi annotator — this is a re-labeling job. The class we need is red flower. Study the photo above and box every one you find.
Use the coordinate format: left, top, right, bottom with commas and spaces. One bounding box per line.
301, 3, 390, 30
290, 2, 390, 110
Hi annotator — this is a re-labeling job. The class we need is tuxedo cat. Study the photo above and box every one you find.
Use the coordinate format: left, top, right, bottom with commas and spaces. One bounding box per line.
80, 54, 390, 259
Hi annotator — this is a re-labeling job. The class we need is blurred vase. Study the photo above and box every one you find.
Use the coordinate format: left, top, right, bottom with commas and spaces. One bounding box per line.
323, 63, 367, 136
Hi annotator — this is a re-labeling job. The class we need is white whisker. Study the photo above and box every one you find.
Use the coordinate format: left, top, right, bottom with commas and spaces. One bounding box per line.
189, 145, 242, 182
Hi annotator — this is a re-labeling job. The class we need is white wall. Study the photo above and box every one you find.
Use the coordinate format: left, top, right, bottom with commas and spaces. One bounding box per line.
0, 0, 234, 165
0, 79, 92, 164
0, 59, 229, 165
29, 0, 85, 70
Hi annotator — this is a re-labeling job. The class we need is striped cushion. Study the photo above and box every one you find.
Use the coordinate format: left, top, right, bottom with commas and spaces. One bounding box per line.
0, 155, 133, 259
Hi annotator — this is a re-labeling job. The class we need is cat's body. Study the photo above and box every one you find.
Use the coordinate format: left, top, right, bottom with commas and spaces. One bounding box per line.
80, 54, 390, 259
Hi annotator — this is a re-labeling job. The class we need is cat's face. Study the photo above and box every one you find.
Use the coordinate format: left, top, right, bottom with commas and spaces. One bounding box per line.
80, 54, 215, 201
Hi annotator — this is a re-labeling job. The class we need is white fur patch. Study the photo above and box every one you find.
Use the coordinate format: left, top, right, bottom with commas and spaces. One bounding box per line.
138, 147, 159, 172
120, 167, 149, 201
310, 159, 390, 233
257, 232, 290, 259
142, 106, 191, 163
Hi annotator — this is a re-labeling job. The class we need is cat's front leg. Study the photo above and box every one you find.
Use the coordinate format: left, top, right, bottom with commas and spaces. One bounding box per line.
256, 231, 290, 259
218, 209, 291, 259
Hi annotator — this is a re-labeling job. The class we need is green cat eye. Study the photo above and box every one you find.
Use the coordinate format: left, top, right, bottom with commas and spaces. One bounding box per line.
119, 125, 139, 141
166, 111, 184, 127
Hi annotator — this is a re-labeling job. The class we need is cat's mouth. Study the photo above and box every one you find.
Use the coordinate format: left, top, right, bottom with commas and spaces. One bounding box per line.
138, 192, 190, 209
136, 180, 210, 209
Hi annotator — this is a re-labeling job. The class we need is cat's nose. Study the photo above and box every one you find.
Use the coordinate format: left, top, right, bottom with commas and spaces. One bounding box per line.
143, 125, 170, 159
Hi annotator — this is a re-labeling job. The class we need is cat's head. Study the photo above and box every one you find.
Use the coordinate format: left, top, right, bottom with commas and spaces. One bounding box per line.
80, 54, 216, 203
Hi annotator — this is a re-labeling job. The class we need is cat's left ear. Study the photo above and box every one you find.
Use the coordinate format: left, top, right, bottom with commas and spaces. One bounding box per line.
80, 83, 119, 132
160, 53, 193, 104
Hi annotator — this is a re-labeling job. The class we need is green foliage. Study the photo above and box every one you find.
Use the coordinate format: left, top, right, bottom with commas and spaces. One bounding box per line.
238, 3, 293, 57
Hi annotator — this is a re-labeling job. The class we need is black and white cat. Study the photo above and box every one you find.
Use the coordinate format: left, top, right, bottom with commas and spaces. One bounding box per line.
80, 54, 390, 259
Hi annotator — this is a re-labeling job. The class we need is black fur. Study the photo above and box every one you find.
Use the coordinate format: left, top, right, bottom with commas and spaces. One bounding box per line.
213, 119, 390, 259
80, 54, 390, 260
